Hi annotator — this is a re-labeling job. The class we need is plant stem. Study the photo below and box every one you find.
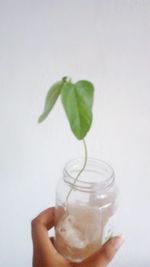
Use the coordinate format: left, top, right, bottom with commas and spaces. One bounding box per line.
65, 138, 88, 207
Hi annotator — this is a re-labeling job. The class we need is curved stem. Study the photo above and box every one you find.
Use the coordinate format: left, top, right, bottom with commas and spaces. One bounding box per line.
65, 139, 88, 207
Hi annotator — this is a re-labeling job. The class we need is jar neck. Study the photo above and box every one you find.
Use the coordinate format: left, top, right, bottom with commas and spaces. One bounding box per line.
63, 158, 115, 193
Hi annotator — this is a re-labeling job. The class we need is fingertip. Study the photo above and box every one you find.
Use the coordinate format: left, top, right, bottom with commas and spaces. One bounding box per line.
109, 235, 125, 251
31, 207, 55, 230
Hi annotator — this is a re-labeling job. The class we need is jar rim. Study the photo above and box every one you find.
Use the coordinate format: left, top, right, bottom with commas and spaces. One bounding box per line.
63, 157, 115, 192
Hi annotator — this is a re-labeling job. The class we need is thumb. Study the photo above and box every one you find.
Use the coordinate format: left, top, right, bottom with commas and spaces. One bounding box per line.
96, 235, 125, 266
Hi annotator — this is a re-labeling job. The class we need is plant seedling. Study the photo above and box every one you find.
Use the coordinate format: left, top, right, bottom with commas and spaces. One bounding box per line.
38, 76, 94, 203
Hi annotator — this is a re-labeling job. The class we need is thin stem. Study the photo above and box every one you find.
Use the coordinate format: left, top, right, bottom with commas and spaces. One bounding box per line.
65, 138, 88, 207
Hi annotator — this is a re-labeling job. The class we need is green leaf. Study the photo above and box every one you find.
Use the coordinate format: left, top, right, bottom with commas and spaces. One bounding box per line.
61, 80, 94, 140
38, 81, 63, 123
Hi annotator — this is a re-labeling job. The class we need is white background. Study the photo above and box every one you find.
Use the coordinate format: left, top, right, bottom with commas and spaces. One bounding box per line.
0, 0, 150, 266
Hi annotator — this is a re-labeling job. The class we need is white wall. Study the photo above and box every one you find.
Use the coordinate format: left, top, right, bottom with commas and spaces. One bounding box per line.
0, 0, 150, 266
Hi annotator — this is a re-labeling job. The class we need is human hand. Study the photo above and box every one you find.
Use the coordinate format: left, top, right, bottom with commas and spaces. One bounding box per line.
31, 207, 124, 267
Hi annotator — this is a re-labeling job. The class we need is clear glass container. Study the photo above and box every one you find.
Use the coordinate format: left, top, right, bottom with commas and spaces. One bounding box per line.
54, 158, 118, 263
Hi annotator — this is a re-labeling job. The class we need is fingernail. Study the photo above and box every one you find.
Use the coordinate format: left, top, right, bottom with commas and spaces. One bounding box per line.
112, 235, 125, 250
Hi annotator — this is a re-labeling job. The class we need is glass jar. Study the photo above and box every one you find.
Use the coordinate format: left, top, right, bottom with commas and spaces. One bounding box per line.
54, 158, 118, 263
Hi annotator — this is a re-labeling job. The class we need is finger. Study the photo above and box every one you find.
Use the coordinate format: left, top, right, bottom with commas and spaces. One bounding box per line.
32, 207, 55, 230
31, 208, 71, 267
94, 235, 125, 267
80, 235, 124, 267
31, 207, 57, 257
